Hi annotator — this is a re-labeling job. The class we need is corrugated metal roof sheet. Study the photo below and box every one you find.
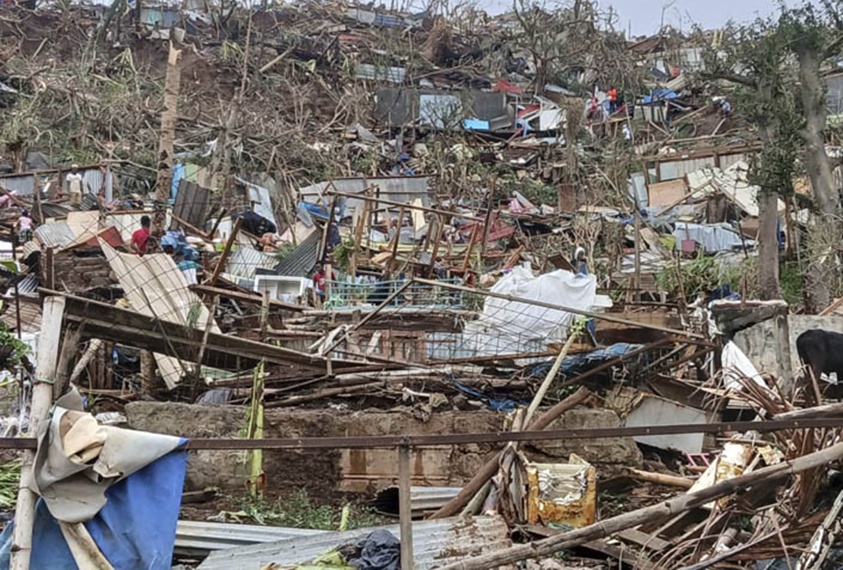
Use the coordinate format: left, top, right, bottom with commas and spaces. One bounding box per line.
300, 176, 431, 211
0, 174, 36, 195
274, 229, 320, 278
34, 222, 76, 248
175, 521, 327, 558
227, 245, 279, 280
102, 243, 220, 389
198, 515, 510, 570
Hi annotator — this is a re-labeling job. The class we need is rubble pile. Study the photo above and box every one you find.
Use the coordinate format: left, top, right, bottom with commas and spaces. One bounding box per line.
1, 1, 843, 569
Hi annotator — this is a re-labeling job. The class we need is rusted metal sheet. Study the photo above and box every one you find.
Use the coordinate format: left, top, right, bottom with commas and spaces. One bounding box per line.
172, 180, 211, 230
526, 455, 596, 528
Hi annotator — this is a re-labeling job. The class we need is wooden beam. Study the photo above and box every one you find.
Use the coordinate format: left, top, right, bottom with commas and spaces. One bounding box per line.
207, 217, 241, 287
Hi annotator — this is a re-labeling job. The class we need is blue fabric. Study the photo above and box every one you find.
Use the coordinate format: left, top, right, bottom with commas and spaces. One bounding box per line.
529, 343, 645, 379
301, 202, 329, 221
453, 383, 524, 412
170, 162, 185, 204
642, 89, 678, 105
0, 447, 188, 570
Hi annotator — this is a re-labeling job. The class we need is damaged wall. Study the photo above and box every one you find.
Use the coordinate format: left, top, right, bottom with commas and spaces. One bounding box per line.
125, 403, 643, 493
733, 315, 843, 378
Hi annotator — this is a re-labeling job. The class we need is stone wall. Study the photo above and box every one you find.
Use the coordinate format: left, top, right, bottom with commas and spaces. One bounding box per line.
125, 403, 643, 494
734, 315, 843, 379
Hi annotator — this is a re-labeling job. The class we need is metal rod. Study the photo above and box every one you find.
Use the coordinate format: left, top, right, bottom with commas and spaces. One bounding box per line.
2, 417, 843, 451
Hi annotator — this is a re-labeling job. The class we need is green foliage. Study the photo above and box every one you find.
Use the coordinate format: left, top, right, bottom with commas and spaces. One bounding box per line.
331, 236, 357, 273
273, 243, 296, 262
0, 461, 21, 509
0, 325, 30, 369
228, 489, 383, 530
656, 254, 739, 300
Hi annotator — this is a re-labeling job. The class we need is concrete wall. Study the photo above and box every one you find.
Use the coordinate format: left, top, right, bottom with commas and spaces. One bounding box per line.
734, 315, 843, 379
125, 403, 642, 494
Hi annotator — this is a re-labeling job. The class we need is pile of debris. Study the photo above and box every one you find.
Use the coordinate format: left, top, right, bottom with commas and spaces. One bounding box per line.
3, 0, 843, 569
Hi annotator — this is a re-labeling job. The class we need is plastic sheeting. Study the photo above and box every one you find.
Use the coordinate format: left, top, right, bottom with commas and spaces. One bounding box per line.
481, 267, 597, 342
721, 341, 767, 392
0, 449, 187, 570
672, 222, 748, 253
347, 530, 400, 570
530, 343, 645, 379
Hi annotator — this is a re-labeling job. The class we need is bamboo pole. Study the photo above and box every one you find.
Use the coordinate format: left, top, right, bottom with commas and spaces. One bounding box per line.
524, 332, 578, 426
11, 296, 66, 570
437, 440, 843, 570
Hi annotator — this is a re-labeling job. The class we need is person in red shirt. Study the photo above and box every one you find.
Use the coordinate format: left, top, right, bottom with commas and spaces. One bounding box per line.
130, 215, 151, 256
608, 88, 618, 114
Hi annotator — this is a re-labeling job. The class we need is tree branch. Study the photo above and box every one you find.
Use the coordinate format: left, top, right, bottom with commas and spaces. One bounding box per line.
701, 70, 759, 89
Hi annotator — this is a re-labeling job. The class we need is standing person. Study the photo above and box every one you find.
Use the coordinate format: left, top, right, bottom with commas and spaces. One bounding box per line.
622, 123, 633, 142
130, 215, 151, 256
66, 164, 86, 207
608, 87, 618, 115
572, 246, 588, 276
312, 263, 326, 305
18, 210, 33, 244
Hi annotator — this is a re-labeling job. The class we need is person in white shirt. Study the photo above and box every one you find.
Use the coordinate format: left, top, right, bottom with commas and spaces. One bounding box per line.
65, 164, 85, 206
622, 123, 632, 141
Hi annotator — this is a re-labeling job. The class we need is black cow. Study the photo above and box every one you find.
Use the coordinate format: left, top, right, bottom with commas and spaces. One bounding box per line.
796, 329, 843, 390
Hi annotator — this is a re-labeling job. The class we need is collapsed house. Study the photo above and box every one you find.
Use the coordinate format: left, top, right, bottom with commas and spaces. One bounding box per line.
1, 1, 843, 569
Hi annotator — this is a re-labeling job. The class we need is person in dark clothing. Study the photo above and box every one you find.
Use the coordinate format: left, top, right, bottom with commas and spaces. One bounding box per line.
232, 210, 277, 236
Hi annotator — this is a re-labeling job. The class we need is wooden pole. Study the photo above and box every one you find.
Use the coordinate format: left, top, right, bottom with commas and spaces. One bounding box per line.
524, 332, 578, 426
634, 209, 642, 301
437, 440, 843, 570
427, 215, 444, 276
628, 468, 694, 489
206, 217, 241, 286
481, 184, 494, 256
153, 42, 182, 238
430, 387, 590, 519
399, 442, 414, 570
11, 296, 66, 570
54, 326, 82, 399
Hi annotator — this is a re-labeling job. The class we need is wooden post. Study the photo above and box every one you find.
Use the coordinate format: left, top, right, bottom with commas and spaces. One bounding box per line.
140, 349, 157, 394
398, 442, 414, 570
427, 215, 444, 277
207, 217, 241, 286
634, 209, 642, 301
481, 183, 494, 256
11, 296, 66, 570
389, 207, 406, 274
54, 326, 82, 399
524, 331, 578, 426
153, 42, 182, 238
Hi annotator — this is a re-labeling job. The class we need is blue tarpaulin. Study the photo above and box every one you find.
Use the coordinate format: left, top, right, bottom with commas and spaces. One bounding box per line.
642, 89, 679, 105
0, 446, 188, 570
530, 343, 646, 379
453, 383, 526, 412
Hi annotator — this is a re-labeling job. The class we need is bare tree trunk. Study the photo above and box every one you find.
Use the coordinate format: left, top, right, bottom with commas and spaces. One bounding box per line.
154, 43, 182, 237
797, 46, 838, 312
757, 189, 782, 300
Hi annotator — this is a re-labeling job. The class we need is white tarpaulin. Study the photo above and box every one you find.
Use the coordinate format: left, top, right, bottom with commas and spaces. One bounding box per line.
720, 341, 767, 392
672, 222, 748, 253
481, 266, 597, 341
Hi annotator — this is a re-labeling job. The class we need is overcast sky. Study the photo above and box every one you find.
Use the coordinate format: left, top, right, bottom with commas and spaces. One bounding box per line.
478, 0, 779, 36
606, 0, 776, 36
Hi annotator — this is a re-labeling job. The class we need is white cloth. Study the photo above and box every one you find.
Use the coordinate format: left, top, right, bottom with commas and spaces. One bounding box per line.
31, 388, 183, 523
672, 223, 746, 253
479, 266, 597, 342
